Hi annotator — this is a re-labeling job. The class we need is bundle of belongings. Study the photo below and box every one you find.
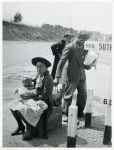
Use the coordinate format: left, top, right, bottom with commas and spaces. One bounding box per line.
84, 50, 99, 69
77, 30, 99, 69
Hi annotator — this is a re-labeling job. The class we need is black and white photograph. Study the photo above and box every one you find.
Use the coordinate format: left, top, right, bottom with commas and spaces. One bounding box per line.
2, 0, 112, 148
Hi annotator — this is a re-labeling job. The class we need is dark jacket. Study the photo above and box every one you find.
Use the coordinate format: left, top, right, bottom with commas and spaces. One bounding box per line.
55, 41, 88, 82
26, 70, 53, 136
51, 41, 66, 79
32, 70, 54, 117
51, 41, 66, 56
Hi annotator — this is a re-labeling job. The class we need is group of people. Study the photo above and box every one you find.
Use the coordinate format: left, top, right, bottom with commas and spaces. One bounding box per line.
8, 30, 93, 141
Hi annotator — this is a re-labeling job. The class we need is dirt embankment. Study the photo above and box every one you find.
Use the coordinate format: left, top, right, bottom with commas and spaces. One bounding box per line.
3, 20, 112, 42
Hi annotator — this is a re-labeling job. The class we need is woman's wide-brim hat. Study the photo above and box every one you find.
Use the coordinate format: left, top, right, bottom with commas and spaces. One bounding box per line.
32, 57, 51, 67
64, 31, 74, 37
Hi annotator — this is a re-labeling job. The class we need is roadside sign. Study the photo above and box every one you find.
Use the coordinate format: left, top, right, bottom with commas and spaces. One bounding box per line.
84, 41, 112, 51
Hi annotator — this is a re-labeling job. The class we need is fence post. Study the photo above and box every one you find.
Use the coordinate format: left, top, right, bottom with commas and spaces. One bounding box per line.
85, 89, 93, 127
103, 99, 112, 145
103, 66, 112, 145
67, 105, 78, 147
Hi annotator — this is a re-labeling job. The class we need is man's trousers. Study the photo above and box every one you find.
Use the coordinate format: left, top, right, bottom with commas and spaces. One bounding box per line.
62, 77, 87, 116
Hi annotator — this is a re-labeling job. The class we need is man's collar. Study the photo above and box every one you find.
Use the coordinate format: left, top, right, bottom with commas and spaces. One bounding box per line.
37, 70, 49, 79
76, 43, 84, 48
73, 41, 84, 49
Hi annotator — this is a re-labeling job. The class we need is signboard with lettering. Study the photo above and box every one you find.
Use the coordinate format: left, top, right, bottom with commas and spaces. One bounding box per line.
84, 41, 112, 51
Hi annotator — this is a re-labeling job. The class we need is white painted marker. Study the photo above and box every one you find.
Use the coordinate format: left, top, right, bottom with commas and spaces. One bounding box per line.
67, 105, 78, 147
85, 89, 93, 127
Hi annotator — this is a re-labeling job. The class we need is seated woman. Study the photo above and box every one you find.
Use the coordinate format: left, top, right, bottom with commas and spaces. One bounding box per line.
8, 57, 53, 140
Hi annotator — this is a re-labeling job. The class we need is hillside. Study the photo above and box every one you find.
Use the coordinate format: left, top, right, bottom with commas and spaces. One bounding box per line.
3, 20, 112, 42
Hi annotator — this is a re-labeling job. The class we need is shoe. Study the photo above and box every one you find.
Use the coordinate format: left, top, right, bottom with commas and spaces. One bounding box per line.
22, 132, 38, 141
63, 118, 68, 123
62, 114, 68, 122
64, 119, 80, 125
62, 115, 80, 125
78, 112, 86, 117
41, 133, 48, 139
11, 126, 25, 136
62, 112, 66, 115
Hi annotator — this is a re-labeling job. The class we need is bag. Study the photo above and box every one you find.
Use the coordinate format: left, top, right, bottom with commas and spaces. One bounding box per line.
52, 86, 63, 107
84, 51, 99, 68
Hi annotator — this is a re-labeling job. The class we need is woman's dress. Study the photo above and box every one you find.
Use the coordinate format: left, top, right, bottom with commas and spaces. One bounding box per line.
8, 76, 48, 127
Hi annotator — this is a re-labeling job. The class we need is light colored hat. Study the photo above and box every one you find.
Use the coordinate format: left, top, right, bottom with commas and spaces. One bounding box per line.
64, 31, 74, 37
77, 30, 91, 40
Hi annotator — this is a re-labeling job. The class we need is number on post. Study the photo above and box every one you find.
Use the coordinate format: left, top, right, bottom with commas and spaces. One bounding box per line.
104, 99, 107, 104
109, 99, 112, 105
103, 99, 112, 105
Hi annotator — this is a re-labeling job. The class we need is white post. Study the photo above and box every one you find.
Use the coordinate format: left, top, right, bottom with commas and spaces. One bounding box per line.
103, 68, 112, 145
85, 89, 93, 127
103, 100, 112, 145
67, 105, 78, 147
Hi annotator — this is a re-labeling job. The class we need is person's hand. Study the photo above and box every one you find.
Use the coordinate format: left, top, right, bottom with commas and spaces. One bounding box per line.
84, 65, 91, 70
54, 78, 59, 86
20, 94, 31, 100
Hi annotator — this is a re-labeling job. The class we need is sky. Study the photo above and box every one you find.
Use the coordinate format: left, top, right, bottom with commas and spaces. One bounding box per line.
2, 2, 112, 34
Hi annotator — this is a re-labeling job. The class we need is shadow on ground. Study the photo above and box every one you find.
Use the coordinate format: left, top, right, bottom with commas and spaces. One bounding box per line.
23, 125, 68, 147
78, 115, 105, 131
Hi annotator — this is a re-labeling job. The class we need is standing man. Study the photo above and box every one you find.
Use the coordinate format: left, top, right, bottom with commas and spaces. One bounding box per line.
54, 31, 91, 121
51, 31, 74, 79
51, 40, 66, 79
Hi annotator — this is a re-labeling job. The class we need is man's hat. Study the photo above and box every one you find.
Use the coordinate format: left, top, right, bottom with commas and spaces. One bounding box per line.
32, 57, 51, 67
78, 30, 91, 41
64, 31, 74, 37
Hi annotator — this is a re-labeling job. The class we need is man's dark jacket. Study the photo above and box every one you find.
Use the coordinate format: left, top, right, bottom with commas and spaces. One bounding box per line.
51, 41, 66, 79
